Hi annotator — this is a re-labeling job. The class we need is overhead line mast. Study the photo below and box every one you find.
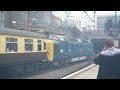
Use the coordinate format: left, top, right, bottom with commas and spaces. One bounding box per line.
83, 11, 96, 29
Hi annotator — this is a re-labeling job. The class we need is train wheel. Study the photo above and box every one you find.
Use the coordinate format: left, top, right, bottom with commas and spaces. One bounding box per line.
48, 61, 54, 68
57, 60, 63, 67
33, 63, 41, 72
68, 58, 71, 63
15, 65, 25, 76
40, 62, 46, 69
62, 59, 69, 66
54, 62, 58, 66
86, 55, 92, 61
61, 60, 65, 66
64, 59, 69, 65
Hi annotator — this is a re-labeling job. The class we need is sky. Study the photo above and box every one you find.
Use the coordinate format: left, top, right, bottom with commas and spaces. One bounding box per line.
53, 11, 120, 19
52, 11, 120, 28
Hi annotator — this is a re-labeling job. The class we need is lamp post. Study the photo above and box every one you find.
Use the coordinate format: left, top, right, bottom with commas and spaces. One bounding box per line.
12, 21, 16, 29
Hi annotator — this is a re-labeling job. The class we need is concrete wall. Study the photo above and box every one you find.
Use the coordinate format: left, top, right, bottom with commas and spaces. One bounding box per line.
4, 11, 28, 29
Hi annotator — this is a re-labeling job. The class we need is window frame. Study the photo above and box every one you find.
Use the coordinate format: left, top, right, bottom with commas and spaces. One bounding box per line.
37, 40, 42, 51
24, 39, 33, 52
6, 37, 18, 52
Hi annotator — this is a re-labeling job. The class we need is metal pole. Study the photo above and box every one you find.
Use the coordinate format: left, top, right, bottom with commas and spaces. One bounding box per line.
84, 11, 94, 22
28, 11, 30, 29
115, 11, 117, 40
94, 11, 96, 29
1, 11, 4, 27
10, 11, 12, 28
1, 12, 2, 24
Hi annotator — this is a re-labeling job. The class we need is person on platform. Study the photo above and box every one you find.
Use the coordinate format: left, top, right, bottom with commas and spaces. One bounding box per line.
93, 38, 120, 79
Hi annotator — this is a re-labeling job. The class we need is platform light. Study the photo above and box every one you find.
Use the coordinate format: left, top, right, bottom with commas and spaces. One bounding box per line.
12, 21, 16, 29
12, 21, 16, 24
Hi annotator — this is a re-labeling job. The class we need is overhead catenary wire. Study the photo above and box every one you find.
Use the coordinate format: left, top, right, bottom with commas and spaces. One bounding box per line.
83, 11, 94, 22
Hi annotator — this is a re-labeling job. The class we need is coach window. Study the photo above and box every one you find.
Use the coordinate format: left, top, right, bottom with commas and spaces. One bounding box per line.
25, 39, 33, 51
43, 41, 47, 50
38, 40, 42, 51
6, 37, 18, 52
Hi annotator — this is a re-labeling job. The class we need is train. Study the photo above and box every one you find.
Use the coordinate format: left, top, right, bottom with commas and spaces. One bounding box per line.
0, 28, 94, 77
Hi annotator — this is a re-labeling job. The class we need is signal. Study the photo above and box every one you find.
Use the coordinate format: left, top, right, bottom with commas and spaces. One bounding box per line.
105, 19, 120, 37
105, 19, 114, 36
105, 19, 112, 30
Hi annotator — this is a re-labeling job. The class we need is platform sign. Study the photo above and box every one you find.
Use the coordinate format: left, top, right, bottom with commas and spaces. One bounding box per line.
114, 40, 118, 47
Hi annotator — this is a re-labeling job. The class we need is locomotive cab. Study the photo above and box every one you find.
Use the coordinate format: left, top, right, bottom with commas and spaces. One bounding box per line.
53, 35, 68, 61
47, 34, 69, 61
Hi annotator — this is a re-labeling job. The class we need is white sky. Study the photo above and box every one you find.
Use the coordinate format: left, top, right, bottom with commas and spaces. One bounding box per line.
53, 11, 120, 19
52, 11, 120, 28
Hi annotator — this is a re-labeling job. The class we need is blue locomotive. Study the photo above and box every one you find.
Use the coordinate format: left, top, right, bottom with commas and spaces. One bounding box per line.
47, 34, 93, 65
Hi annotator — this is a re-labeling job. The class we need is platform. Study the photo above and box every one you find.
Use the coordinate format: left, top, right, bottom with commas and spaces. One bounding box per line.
73, 65, 99, 79
62, 65, 99, 79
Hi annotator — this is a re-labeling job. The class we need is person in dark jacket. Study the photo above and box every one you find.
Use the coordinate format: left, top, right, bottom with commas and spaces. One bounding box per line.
93, 38, 120, 79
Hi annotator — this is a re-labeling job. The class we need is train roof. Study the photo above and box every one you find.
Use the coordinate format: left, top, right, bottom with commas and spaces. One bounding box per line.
0, 27, 47, 39
67, 37, 83, 43
47, 34, 67, 40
